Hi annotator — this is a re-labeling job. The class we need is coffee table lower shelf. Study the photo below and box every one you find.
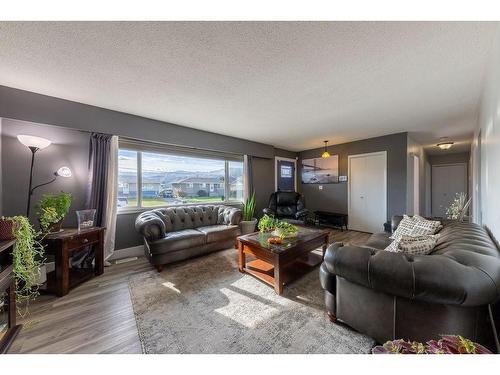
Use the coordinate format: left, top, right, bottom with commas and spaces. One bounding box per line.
242, 252, 323, 294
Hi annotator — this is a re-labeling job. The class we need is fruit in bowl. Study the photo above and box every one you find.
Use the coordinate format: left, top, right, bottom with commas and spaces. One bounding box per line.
267, 237, 283, 245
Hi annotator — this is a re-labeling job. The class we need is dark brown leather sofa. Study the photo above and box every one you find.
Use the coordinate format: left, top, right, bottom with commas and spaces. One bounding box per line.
320, 216, 500, 351
135, 205, 242, 271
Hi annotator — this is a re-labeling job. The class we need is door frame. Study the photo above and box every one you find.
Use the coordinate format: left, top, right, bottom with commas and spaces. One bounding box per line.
275, 156, 297, 192
347, 151, 387, 232
431, 162, 468, 217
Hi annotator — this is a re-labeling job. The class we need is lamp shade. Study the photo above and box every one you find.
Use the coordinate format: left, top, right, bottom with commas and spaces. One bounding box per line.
17, 135, 52, 150
56, 166, 72, 178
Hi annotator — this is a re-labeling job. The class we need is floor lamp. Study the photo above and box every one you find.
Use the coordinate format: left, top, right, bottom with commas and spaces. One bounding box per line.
17, 135, 72, 217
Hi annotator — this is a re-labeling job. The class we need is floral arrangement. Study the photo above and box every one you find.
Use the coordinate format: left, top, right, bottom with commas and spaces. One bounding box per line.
372, 335, 491, 354
445, 192, 467, 220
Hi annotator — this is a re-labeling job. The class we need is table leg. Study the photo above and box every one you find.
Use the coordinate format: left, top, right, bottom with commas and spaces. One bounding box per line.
238, 241, 245, 273
273, 259, 283, 295
95, 229, 104, 276
55, 247, 69, 297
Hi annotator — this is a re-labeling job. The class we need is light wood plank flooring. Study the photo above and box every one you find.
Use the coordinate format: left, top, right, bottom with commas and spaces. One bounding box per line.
9, 229, 370, 354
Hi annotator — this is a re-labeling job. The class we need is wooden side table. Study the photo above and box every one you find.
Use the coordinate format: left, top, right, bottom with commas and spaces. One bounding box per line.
41, 227, 105, 297
0, 239, 22, 354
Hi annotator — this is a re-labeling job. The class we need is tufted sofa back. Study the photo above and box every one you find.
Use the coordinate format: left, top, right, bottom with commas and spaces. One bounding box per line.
153, 205, 240, 232
135, 205, 242, 242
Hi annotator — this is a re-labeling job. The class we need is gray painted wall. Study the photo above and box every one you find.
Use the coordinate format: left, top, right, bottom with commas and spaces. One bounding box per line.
407, 135, 428, 216
0, 85, 275, 159
1, 118, 89, 227
428, 152, 470, 165
299, 133, 408, 223
0, 116, 289, 250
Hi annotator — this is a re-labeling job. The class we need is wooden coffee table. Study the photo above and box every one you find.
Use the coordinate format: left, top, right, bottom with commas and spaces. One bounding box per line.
237, 227, 329, 295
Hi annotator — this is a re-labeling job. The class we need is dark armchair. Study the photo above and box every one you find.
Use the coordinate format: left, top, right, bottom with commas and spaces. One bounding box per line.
263, 191, 309, 222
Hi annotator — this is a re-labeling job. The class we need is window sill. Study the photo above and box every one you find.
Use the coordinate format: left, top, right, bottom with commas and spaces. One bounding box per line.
117, 201, 243, 215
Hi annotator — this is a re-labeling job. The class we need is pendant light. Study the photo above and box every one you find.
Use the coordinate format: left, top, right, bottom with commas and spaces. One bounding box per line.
321, 140, 331, 158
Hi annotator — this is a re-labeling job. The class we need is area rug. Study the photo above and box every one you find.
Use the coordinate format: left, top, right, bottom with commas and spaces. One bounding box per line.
128, 248, 375, 354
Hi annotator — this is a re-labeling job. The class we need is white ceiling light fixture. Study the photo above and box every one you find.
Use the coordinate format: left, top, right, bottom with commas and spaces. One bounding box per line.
437, 138, 454, 150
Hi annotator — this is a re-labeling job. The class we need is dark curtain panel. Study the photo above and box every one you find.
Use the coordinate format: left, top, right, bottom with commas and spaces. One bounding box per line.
86, 133, 113, 226
74, 133, 112, 268
246, 155, 254, 196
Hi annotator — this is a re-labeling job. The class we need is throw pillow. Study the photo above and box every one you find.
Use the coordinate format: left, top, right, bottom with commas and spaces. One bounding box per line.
389, 215, 416, 241
410, 215, 442, 236
384, 239, 400, 252
397, 234, 439, 255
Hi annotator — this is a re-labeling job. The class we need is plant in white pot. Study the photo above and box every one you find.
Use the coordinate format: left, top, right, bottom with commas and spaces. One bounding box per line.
240, 192, 257, 235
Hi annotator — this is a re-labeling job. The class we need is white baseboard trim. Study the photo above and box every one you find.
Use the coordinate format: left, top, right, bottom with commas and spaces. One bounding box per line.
109, 245, 144, 261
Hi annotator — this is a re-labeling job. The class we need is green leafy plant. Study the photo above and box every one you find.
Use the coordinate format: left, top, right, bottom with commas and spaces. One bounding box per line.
258, 214, 298, 239
274, 220, 298, 239
243, 192, 256, 221
258, 214, 277, 232
36, 191, 72, 232
8, 216, 45, 317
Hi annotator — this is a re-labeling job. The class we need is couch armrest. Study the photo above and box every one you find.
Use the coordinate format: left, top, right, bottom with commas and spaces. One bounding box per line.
323, 243, 500, 307
295, 208, 309, 219
220, 207, 243, 225
135, 211, 166, 242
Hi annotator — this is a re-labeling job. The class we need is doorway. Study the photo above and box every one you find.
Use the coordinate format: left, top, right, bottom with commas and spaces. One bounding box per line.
275, 157, 297, 192
348, 151, 387, 233
431, 163, 467, 218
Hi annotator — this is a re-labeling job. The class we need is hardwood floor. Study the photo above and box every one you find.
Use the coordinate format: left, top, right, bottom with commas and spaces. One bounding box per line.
8, 229, 370, 354
9, 257, 150, 354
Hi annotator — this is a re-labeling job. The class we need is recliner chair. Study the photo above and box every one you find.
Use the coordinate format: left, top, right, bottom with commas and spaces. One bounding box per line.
263, 191, 309, 222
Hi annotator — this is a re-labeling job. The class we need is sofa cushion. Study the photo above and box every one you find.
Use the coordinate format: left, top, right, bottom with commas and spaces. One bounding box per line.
196, 225, 240, 243
149, 229, 206, 255
364, 232, 392, 250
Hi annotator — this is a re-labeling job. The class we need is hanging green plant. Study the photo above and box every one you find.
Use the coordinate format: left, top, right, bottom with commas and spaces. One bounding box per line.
9, 216, 45, 317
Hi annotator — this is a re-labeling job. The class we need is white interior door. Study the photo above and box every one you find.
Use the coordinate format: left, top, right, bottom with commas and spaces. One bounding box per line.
431, 163, 467, 218
348, 152, 387, 233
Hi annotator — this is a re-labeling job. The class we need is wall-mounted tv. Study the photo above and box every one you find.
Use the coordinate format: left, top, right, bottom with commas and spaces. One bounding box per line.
301, 155, 339, 184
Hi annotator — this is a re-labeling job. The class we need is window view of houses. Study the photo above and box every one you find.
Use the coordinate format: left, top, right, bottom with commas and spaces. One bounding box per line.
117, 149, 244, 208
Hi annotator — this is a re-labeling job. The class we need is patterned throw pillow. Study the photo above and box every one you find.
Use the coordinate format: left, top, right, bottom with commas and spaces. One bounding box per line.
397, 234, 439, 255
389, 215, 416, 241
384, 239, 400, 252
410, 215, 442, 236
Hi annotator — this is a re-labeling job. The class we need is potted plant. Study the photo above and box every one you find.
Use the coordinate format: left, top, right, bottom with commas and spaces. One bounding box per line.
372, 334, 491, 354
258, 214, 277, 233
257, 214, 298, 239
36, 191, 72, 233
1, 216, 45, 317
272, 220, 298, 239
240, 192, 258, 235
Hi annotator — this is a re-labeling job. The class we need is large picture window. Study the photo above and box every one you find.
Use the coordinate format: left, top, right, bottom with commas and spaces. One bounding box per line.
118, 145, 244, 210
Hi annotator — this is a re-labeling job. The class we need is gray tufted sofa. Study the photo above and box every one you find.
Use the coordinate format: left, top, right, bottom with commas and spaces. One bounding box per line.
135, 205, 242, 271
320, 216, 500, 351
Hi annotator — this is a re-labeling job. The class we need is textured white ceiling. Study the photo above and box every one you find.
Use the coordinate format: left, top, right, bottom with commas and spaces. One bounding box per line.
0, 21, 498, 152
